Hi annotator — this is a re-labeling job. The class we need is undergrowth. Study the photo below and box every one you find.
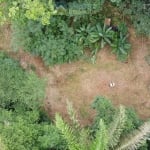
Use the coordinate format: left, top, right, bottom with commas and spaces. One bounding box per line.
11, 0, 131, 65
0, 52, 66, 150
2, 0, 149, 65
119, 0, 150, 37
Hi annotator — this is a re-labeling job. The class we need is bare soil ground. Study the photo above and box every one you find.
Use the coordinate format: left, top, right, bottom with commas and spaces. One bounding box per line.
0, 24, 11, 50
0, 26, 150, 125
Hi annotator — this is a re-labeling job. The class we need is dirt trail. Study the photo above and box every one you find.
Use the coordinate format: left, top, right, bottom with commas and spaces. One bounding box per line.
0, 27, 150, 125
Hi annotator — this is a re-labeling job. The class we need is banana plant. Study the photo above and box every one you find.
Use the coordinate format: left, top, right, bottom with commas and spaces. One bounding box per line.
89, 23, 114, 49
111, 32, 131, 61
76, 24, 95, 47
88, 23, 114, 63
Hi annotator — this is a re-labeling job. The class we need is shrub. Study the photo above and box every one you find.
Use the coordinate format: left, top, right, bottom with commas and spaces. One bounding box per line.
12, 18, 83, 65
10, 0, 107, 65
76, 24, 95, 47
110, 23, 131, 61
91, 96, 115, 129
123, 107, 142, 135
119, 0, 150, 37
0, 52, 45, 111
0, 0, 56, 25
0, 52, 67, 150
2, 1, 135, 65
91, 96, 142, 136
0, 108, 67, 150
6, 0, 131, 64
55, 101, 150, 150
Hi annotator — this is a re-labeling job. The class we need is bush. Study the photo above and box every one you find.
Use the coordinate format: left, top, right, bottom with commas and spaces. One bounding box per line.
0, 52, 67, 150
111, 23, 131, 61
0, 52, 45, 111
123, 107, 142, 135
55, 98, 150, 150
119, 0, 150, 37
91, 96, 115, 129
10, 0, 106, 65
91, 96, 142, 136
12, 18, 83, 65
10, 0, 132, 64
90, 96, 149, 149
0, 108, 67, 150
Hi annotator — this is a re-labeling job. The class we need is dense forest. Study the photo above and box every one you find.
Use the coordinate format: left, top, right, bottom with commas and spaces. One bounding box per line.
0, 0, 150, 150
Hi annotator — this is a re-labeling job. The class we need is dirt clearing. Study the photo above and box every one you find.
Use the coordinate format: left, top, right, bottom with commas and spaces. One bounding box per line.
45, 28, 150, 124
0, 27, 150, 125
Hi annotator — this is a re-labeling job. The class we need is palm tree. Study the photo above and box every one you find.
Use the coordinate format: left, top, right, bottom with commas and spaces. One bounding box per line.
55, 103, 150, 150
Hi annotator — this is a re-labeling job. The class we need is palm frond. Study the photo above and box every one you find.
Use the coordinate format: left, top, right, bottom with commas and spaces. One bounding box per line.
79, 128, 90, 150
117, 121, 150, 150
55, 113, 81, 150
108, 105, 126, 148
67, 101, 80, 131
90, 119, 108, 150
67, 101, 89, 150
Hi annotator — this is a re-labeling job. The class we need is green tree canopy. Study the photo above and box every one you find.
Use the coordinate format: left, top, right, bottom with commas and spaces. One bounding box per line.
0, 0, 56, 25
0, 52, 66, 150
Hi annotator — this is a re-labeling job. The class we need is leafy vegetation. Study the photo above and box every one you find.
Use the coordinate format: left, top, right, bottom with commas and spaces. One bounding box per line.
55, 99, 150, 150
0, 0, 56, 25
119, 0, 150, 36
0, 52, 45, 110
1, 0, 149, 64
0, 52, 149, 149
90, 24, 112, 48
0, 52, 66, 150
111, 23, 131, 61
1, 0, 132, 65
91, 96, 142, 135
0, 1, 150, 149
12, 18, 83, 65
0, 109, 66, 150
